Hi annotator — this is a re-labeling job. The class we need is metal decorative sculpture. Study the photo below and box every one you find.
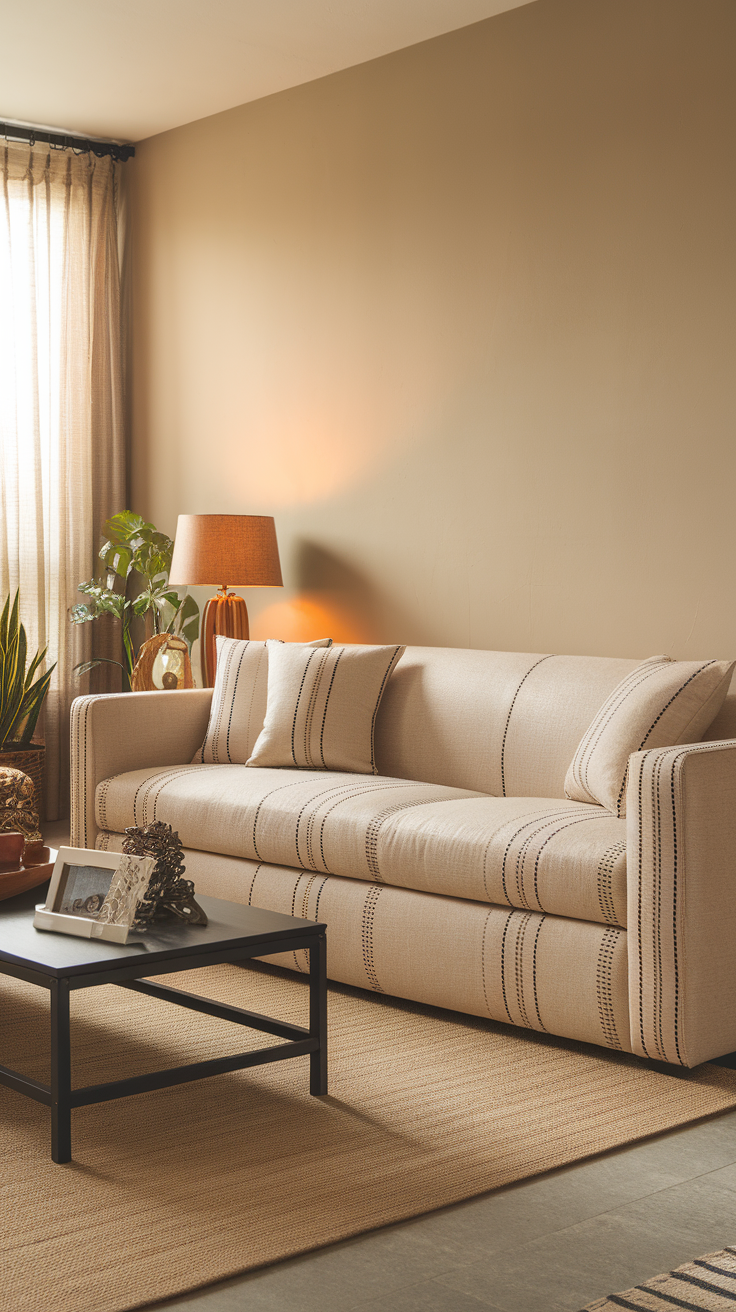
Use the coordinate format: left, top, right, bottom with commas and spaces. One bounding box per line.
0, 766, 42, 844
122, 820, 208, 926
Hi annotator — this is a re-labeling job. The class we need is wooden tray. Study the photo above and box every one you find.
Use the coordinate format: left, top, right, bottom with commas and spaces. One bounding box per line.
0, 848, 57, 902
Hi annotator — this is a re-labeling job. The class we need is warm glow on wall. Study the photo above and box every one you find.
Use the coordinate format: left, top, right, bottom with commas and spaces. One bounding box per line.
253, 593, 373, 644
217, 363, 442, 510
227, 409, 394, 510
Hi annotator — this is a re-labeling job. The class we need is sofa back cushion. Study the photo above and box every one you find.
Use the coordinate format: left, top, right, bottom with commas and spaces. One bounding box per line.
195, 642, 735, 799
374, 647, 642, 797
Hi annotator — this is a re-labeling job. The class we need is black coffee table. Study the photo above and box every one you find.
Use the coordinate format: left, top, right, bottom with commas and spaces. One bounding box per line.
0, 889, 327, 1163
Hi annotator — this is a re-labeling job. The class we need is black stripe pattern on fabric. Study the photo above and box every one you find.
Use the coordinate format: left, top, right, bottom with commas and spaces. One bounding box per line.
597, 841, 626, 926
317, 648, 343, 766
302, 649, 330, 768
596, 927, 622, 1050
131, 765, 218, 829
249, 775, 387, 863
292, 779, 422, 872
361, 885, 384, 992
480, 908, 494, 1019
71, 695, 95, 847
246, 864, 263, 905
499, 911, 516, 1023
498, 909, 547, 1031
291, 649, 319, 766
499, 655, 554, 796
210, 639, 240, 762
632, 740, 736, 1066
224, 640, 251, 762
97, 775, 113, 833
495, 808, 612, 913
290, 873, 322, 972
364, 797, 452, 883
530, 915, 546, 1031
513, 912, 534, 1029
567, 659, 669, 808
613, 661, 716, 816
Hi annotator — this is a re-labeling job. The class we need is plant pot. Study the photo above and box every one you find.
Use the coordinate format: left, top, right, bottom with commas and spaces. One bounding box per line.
0, 740, 45, 823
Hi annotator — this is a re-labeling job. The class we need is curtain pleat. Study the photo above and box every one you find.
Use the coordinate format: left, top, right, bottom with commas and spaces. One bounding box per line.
0, 142, 126, 820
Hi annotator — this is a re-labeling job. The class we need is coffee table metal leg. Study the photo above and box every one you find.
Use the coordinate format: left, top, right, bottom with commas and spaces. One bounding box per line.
50, 979, 72, 1163
309, 931, 327, 1095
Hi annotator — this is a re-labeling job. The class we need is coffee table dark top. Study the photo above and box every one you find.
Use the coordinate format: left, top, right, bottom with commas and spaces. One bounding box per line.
0, 887, 325, 981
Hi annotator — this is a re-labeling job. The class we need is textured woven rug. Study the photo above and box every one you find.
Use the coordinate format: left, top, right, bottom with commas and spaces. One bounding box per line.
3, 964, 736, 1312
584, 1245, 736, 1309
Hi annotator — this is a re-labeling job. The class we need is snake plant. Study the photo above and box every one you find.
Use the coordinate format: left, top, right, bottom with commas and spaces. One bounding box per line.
0, 590, 55, 748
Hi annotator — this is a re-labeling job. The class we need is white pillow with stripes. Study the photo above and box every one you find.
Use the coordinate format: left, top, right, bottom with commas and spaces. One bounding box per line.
194, 636, 331, 765
246, 641, 405, 774
565, 654, 735, 816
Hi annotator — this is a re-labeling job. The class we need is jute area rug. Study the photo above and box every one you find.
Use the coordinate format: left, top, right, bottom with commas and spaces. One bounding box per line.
3, 964, 736, 1312
584, 1245, 736, 1309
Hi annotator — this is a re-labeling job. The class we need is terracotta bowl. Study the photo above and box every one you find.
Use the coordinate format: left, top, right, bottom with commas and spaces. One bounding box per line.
0, 831, 24, 873
23, 840, 51, 867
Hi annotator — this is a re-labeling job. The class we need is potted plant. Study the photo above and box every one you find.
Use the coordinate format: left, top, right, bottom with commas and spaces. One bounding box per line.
71, 511, 199, 690
0, 590, 56, 820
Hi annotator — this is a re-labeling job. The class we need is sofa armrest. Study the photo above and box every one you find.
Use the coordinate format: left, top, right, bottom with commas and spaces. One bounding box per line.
70, 689, 213, 849
627, 740, 736, 1067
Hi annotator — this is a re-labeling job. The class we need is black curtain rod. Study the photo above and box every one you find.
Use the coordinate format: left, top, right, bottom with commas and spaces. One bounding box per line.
0, 122, 134, 162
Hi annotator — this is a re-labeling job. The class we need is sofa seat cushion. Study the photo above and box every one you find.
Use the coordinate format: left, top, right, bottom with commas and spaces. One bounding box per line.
96, 764, 627, 927
96, 836, 632, 1054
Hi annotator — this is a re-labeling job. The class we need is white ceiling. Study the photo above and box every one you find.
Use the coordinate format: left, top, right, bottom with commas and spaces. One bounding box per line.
1, 0, 535, 143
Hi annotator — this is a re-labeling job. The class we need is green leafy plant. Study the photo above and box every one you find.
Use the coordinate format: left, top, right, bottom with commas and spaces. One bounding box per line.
71, 511, 199, 690
0, 590, 56, 748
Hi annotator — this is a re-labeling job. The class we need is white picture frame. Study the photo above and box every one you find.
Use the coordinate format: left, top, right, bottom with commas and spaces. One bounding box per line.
33, 846, 156, 944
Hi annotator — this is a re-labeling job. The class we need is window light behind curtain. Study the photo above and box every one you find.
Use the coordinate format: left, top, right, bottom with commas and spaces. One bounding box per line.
0, 142, 126, 819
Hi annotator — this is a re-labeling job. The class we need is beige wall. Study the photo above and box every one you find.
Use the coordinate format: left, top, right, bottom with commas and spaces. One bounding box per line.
129, 0, 736, 661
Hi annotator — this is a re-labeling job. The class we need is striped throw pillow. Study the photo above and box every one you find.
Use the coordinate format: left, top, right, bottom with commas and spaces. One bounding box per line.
565, 654, 734, 816
247, 641, 405, 774
194, 636, 332, 765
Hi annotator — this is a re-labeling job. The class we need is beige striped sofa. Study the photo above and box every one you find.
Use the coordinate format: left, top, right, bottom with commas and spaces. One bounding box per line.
70, 647, 736, 1069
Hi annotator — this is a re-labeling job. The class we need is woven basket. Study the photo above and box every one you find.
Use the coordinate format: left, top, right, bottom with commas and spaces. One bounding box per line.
0, 742, 46, 823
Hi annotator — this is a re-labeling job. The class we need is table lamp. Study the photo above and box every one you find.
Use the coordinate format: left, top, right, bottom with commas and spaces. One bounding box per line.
169, 514, 283, 687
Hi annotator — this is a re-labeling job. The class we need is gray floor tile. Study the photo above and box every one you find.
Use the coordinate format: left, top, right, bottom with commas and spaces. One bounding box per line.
436, 1174, 736, 1312
386, 1142, 693, 1263
150, 1225, 466, 1312
353, 1276, 506, 1311
603, 1172, 736, 1257
615, 1107, 736, 1178
699, 1160, 736, 1192
356, 1108, 736, 1274
147, 1284, 257, 1311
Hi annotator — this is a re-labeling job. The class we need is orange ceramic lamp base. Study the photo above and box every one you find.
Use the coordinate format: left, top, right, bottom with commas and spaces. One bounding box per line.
202, 588, 249, 686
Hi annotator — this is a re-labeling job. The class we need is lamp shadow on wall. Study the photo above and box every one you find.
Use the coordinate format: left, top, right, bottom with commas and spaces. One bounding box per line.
253, 541, 387, 644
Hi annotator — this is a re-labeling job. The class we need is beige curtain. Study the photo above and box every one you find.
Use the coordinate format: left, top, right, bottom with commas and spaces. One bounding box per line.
0, 142, 126, 819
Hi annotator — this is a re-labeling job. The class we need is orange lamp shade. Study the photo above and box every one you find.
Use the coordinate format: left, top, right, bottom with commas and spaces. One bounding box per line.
169, 515, 283, 589
169, 515, 283, 687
